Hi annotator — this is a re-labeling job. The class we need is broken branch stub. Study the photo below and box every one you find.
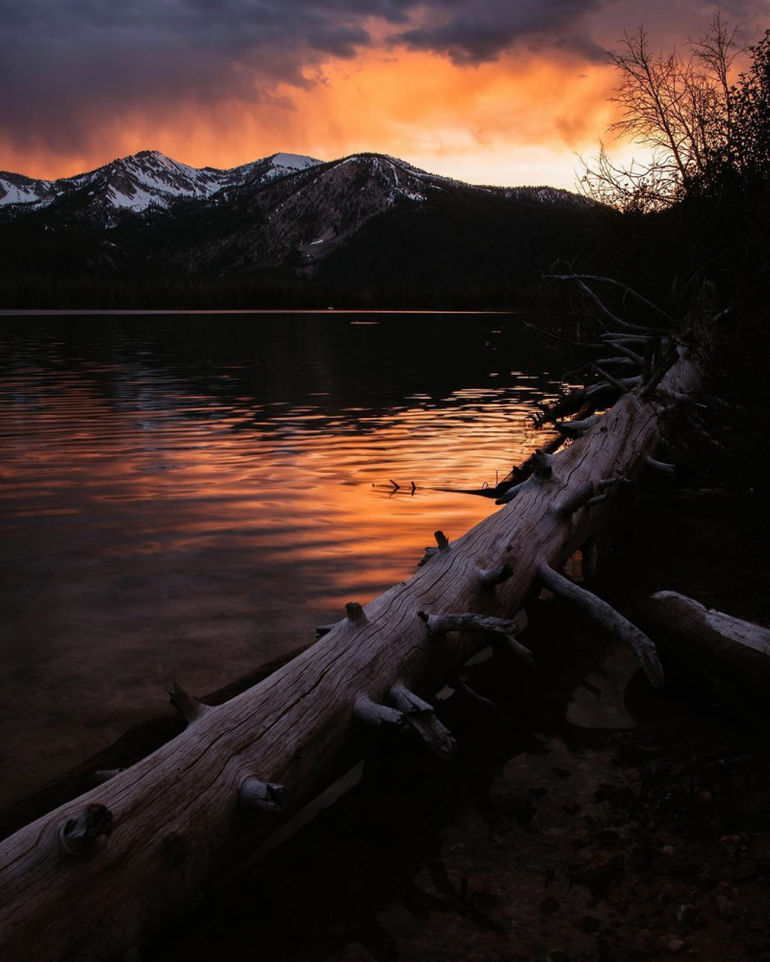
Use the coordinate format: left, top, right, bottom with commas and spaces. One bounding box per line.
168, 682, 211, 724
353, 694, 405, 729
477, 563, 514, 587
345, 602, 366, 625
388, 681, 456, 760
554, 414, 602, 438
418, 610, 534, 668
239, 777, 285, 816
550, 482, 597, 519
418, 529, 451, 565
419, 610, 526, 638
645, 455, 678, 477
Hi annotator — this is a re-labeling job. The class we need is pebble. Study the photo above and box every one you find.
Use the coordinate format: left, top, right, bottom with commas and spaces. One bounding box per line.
665, 936, 687, 953
715, 894, 741, 920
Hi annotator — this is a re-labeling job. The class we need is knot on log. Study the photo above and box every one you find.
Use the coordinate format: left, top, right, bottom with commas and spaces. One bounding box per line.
240, 777, 285, 816
58, 804, 113, 859
477, 563, 513, 587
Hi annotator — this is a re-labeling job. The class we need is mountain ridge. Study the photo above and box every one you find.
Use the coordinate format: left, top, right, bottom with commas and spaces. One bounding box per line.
0, 149, 589, 215
0, 149, 324, 213
0, 149, 614, 309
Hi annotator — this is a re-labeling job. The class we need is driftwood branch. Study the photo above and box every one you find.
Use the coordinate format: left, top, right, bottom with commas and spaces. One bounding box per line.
545, 274, 666, 334
585, 374, 642, 399
537, 563, 665, 688
545, 273, 676, 328
638, 591, 770, 696
592, 363, 636, 395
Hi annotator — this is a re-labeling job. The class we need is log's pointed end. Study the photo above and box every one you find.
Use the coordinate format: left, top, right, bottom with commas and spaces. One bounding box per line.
427, 729, 457, 761
640, 649, 666, 691
504, 636, 536, 670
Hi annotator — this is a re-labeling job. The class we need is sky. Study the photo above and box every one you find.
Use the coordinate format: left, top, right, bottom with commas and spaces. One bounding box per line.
1, 0, 767, 190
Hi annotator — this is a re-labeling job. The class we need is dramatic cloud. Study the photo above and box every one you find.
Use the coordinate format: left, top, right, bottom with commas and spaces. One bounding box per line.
392, 0, 606, 63
0, 0, 767, 186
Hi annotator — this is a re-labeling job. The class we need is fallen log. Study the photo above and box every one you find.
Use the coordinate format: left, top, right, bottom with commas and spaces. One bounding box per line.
0, 345, 702, 962
639, 590, 770, 696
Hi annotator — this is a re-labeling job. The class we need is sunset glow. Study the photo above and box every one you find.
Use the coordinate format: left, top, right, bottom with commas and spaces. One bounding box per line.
1, 1, 767, 189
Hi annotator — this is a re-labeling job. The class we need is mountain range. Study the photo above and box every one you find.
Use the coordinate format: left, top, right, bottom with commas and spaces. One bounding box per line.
0, 150, 618, 308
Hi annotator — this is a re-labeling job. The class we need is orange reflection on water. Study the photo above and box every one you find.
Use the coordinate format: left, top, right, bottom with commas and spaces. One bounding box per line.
0, 336, 565, 807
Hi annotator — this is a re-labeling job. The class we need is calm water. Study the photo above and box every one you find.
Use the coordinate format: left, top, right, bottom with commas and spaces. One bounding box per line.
0, 313, 568, 807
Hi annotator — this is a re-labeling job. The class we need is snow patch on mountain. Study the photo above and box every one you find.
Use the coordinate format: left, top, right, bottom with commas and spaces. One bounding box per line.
0, 173, 54, 207
269, 153, 320, 172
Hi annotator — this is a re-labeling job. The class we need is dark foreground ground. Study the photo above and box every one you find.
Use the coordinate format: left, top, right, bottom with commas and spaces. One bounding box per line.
137, 488, 770, 962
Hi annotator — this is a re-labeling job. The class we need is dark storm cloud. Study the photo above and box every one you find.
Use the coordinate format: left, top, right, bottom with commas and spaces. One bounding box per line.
0, 0, 381, 153
392, 0, 605, 64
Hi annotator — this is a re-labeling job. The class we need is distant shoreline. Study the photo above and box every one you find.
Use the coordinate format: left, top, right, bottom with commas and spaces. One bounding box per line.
0, 308, 513, 317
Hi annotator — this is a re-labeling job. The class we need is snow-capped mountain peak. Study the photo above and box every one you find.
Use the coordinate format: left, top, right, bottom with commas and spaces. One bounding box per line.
0, 150, 324, 213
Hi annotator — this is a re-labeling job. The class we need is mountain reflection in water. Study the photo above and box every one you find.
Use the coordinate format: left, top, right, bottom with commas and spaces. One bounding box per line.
0, 313, 568, 807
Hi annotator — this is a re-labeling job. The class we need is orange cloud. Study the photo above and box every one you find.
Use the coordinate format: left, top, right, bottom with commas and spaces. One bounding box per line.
3, 45, 621, 191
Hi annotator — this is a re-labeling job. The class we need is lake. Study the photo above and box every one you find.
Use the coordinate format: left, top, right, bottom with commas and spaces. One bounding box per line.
0, 312, 570, 808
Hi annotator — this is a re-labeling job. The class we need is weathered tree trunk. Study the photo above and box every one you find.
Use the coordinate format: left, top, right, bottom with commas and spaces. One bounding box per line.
0, 347, 701, 962
640, 590, 770, 695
